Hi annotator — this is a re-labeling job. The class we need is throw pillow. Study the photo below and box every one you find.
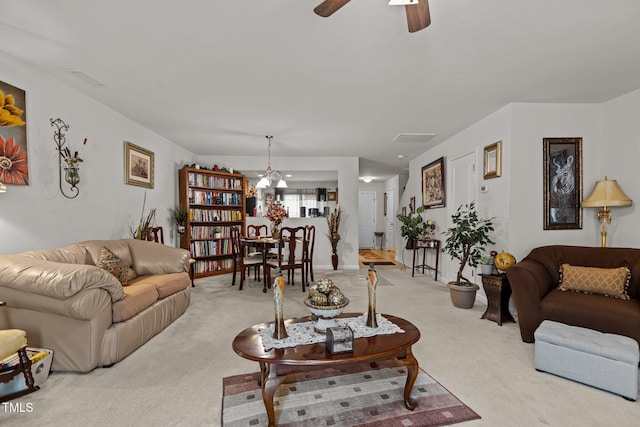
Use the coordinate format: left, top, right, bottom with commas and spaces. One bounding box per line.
558, 263, 630, 300
97, 246, 129, 285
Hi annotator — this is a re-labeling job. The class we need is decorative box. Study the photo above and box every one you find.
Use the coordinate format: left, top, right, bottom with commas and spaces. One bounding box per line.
326, 326, 354, 354
0, 347, 53, 397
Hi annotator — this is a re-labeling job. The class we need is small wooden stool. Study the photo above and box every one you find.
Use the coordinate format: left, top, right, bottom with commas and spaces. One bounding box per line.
374, 232, 384, 250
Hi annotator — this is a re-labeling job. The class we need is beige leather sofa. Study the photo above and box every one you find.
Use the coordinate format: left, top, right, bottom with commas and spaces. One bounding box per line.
0, 239, 192, 372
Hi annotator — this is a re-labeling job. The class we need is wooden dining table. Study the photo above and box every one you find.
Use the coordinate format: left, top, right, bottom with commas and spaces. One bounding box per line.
241, 236, 279, 292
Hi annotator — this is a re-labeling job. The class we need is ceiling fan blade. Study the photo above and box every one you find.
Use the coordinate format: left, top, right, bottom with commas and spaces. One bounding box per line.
405, 0, 431, 33
314, 0, 352, 18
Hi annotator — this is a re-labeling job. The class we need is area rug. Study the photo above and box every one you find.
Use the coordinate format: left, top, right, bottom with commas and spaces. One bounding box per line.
222, 362, 480, 426
359, 250, 384, 260
362, 261, 396, 266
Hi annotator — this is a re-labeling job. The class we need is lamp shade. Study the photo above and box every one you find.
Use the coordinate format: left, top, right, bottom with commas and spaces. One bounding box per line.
582, 177, 632, 208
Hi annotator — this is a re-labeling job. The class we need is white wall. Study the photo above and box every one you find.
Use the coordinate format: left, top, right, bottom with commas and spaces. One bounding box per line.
401, 105, 513, 287
196, 155, 360, 269
599, 88, 640, 246
509, 103, 602, 259
0, 57, 193, 254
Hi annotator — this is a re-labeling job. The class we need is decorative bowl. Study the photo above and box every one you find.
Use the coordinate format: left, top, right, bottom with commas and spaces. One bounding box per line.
304, 297, 349, 333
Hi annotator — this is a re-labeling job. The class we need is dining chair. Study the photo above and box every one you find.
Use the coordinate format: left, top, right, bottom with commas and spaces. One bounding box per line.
247, 224, 268, 238
0, 301, 40, 402
230, 226, 262, 291
149, 226, 164, 244
304, 224, 316, 285
266, 226, 307, 292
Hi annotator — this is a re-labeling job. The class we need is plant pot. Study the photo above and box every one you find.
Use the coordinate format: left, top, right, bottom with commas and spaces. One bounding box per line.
405, 238, 415, 250
447, 282, 479, 309
481, 264, 494, 275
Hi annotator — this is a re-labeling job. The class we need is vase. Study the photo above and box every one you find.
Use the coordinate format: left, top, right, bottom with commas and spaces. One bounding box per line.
64, 167, 80, 187
365, 264, 378, 328
331, 252, 338, 270
272, 269, 288, 339
271, 222, 281, 240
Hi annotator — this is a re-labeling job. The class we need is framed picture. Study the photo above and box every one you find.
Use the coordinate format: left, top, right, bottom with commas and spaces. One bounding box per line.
125, 141, 154, 189
483, 141, 502, 179
422, 157, 445, 209
383, 192, 387, 216
327, 191, 337, 201
543, 137, 582, 230
0, 80, 28, 185
402, 206, 407, 216
409, 196, 416, 214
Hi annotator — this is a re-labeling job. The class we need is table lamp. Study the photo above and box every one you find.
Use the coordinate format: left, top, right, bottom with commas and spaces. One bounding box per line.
582, 177, 632, 247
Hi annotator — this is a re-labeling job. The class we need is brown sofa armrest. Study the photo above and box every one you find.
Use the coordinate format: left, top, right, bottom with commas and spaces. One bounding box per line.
507, 259, 555, 342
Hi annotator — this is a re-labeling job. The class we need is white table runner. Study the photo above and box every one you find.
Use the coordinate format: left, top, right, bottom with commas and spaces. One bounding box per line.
258, 313, 404, 351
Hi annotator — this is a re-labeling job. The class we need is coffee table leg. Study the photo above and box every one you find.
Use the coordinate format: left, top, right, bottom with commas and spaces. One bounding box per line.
398, 347, 419, 410
260, 362, 284, 427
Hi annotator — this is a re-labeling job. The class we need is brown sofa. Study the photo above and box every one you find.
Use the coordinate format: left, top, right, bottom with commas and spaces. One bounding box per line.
0, 239, 192, 372
506, 245, 640, 345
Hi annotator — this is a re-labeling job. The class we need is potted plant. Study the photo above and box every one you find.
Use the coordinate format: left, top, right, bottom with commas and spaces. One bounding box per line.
479, 253, 495, 275
170, 206, 188, 234
213, 226, 222, 239
396, 206, 428, 249
441, 202, 495, 308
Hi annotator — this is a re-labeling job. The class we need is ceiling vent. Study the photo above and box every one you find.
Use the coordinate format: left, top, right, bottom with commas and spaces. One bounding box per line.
392, 133, 437, 143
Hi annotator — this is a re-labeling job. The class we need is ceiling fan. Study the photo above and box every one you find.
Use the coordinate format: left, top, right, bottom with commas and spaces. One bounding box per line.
314, 0, 431, 33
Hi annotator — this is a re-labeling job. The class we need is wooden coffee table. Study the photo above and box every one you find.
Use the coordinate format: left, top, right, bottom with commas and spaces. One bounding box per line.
232, 313, 421, 427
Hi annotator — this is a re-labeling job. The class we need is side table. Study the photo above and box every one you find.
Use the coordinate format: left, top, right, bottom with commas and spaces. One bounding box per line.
480, 274, 515, 326
374, 232, 384, 250
411, 239, 439, 280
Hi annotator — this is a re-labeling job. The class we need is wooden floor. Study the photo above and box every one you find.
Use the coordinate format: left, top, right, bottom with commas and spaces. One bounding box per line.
358, 248, 404, 269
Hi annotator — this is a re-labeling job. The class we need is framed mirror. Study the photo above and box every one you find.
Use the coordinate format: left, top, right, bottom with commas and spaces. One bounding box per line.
483, 141, 502, 179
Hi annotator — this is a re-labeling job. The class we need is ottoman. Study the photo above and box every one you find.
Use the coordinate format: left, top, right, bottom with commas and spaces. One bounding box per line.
534, 320, 639, 400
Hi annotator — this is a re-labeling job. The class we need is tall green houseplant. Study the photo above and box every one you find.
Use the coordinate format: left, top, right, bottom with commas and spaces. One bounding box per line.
442, 202, 495, 285
396, 206, 427, 249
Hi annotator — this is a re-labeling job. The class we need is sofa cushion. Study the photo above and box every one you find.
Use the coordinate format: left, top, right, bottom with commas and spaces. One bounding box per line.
112, 282, 159, 322
128, 273, 191, 299
96, 247, 129, 285
81, 240, 134, 269
559, 264, 630, 300
541, 289, 640, 340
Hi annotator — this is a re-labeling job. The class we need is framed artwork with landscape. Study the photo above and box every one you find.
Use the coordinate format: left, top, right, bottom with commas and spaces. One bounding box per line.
125, 141, 154, 189
422, 157, 445, 209
543, 137, 582, 230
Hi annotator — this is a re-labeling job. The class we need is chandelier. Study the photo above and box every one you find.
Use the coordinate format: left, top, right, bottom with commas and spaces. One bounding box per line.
256, 135, 287, 189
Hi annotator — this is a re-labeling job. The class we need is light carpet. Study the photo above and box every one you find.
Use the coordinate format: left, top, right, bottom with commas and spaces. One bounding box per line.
222, 361, 480, 426
2, 268, 639, 426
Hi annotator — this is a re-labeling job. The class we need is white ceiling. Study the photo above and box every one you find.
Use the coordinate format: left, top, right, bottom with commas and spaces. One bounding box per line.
2, 0, 640, 181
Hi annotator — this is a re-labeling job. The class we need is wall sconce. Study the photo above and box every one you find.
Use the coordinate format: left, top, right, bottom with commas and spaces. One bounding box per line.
582, 176, 632, 247
51, 118, 85, 199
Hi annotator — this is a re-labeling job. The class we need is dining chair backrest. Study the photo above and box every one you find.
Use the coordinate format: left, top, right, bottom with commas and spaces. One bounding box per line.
247, 224, 268, 238
305, 224, 316, 283
277, 226, 307, 265
230, 226, 243, 258
149, 226, 164, 244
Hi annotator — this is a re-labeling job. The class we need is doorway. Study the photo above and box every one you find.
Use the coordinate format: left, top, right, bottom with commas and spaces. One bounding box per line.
385, 189, 394, 250
358, 191, 376, 248
450, 151, 477, 281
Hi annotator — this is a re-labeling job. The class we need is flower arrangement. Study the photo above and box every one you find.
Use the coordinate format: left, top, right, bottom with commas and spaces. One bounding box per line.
61, 139, 86, 168
265, 201, 288, 226
130, 193, 157, 240
327, 206, 342, 253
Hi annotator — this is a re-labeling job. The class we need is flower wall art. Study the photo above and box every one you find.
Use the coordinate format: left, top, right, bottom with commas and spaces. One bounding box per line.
0, 80, 28, 185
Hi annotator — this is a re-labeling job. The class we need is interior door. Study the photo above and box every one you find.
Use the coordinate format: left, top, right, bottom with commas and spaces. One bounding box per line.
451, 152, 477, 282
358, 191, 376, 248
385, 189, 394, 250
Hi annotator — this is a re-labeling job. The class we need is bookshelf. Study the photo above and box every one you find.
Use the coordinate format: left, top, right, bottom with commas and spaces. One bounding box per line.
178, 168, 246, 278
